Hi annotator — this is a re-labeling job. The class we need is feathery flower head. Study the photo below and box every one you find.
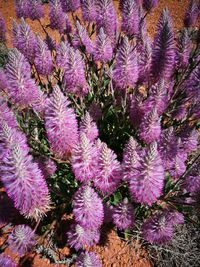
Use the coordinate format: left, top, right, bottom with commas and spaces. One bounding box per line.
71, 133, 98, 182
176, 29, 191, 69
184, 0, 199, 27
150, 8, 175, 82
166, 210, 184, 225
0, 123, 51, 220
45, 85, 78, 159
34, 35, 53, 76
96, 0, 117, 41
94, 27, 113, 62
75, 251, 102, 267
0, 98, 18, 129
56, 41, 71, 68
129, 94, 145, 127
139, 107, 161, 144
15, 18, 37, 63
67, 223, 100, 250
14, 0, 28, 18
72, 185, 104, 229
0, 13, 6, 43
4, 49, 40, 108
8, 225, 36, 256
0, 254, 17, 267
61, 0, 80, 12
80, 112, 98, 141
36, 157, 57, 178
112, 198, 135, 230
129, 142, 164, 206
142, 212, 174, 244
112, 36, 138, 90
169, 153, 186, 180
45, 34, 57, 51
49, 0, 66, 33
180, 127, 198, 153
142, 0, 158, 11
27, 0, 44, 20
93, 143, 121, 194
81, 0, 97, 22
121, 0, 140, 37
183, 164, 200, 193
122, 136, 141, 181
63, 47, 88, 96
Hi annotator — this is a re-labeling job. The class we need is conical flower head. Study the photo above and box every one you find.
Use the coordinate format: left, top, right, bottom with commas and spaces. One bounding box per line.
122, 137, 141, 181
94, 27, 113, 62
75, 251, 102, 267
27, 0, 44, 20
14, 0, 28, 18
34, 35, 53, 76
176, 29, 191, 69
142, 0, 158, 11
4, 49, 40, 108
112, 198, 135, 230
112, 36, 138, 90
63, 47, 88, 96
139, 107, 161, 144
121, 0, 140, 37
0, 254, 17, 267
129, 142, 164, 206
36, 157, 57, 179
8, 225, 36, 256
0, 98, 18, 130
13, 18, 37, 63
67, 223, 100, 250
0, 13, 6, 43
150, 8, 175, 82
142, 212, 174, 244
81, 0, 97, 22
184, 0, 199, 27
71, 133, 98, 182
80, 112, 98, 141
72, 185, 104, 229
0, 123, 51, 220
49, 0, 66, 33
56, 41, 71, 68
45, 85, 78, 159
61, 0, 80, 12
96, 0, 117, 41
93, 143, 121, 194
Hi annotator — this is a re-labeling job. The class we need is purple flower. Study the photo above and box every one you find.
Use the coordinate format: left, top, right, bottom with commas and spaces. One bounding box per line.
8, 225, 36, 256
176, 29, 191, 69
73, 21, 94, 54
45, 86, 78, 159
4, 49, 40, 108
34, 36, 53, 76
112, 198, 135, 230
0, 254, 17, 267
45, 34, 57, 51
166, 210, 184, 225
0, 98, 18, 129
0, 13, 6, 43
94, 27, 113, 62
139, 107, 161, 144
88, 102, 102, 122
122, 137, 140, 181
49, 0, 66, 33
129, 94, 145, 127
13, 18, 37, 63
129, 142, 164, 206
112, 37, 138, 90
56, 41, 71, 68
121, 0, 140, 37
142, 0, 158, 12
184, 175, 200, 194
180, 127, 198, 154
72, 185, 104, 229
0, 123, 51, 220
67, 223, 100, 250
150, 8, 175, 82
75, 251, 102, 267
63, 47, 88, 96
96, 0, 117, 41
142, 212, 174, 244
93, 143, 121, 194
81, 0, 97, 22
36, 157, 57, 178
142, 80, 168, 115
184, 0, 199, 27
71, 133, 98, 182
14, 0, 28, 18
185, 65, 200, 100
27, 0, 44, 20
80, 112, 98, 141
61, 0, 80, 12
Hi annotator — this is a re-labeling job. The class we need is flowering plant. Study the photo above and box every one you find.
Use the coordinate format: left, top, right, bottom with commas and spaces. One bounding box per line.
0, 0, 199, 265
